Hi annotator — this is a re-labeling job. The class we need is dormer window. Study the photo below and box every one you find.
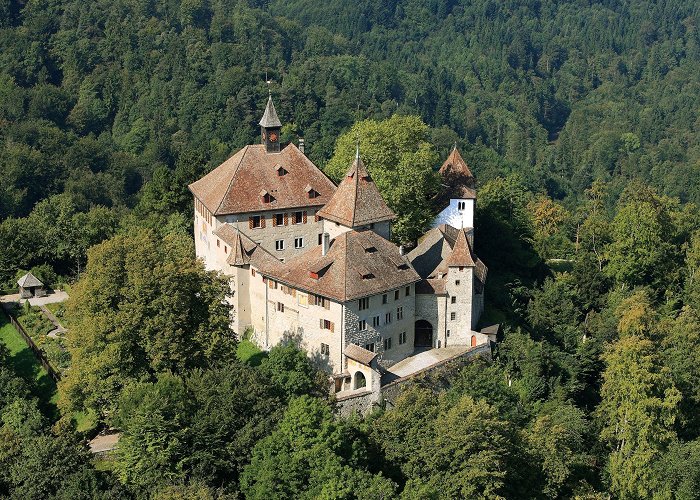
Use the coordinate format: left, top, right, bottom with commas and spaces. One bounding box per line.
305, 184, 319, 199
261, 190, 274, 204
364, 246, 377, 254
277, 166, 287, 176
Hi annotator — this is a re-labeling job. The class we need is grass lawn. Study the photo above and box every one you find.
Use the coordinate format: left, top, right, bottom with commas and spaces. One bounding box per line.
236, 339, 267, 366
0, 310, 58, 416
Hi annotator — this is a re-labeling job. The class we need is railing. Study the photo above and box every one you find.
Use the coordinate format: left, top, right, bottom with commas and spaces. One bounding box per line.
1, 305, 61, 382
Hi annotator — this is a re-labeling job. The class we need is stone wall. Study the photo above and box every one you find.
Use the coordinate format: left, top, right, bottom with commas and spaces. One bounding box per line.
343, 284, 416, 369
335, 343, 492, 416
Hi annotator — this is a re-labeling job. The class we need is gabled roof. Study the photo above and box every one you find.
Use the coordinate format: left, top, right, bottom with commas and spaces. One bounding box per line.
258, 230, 420, 303
17, 272, 43, 288
407, 224, 487, 294
213, 224, 280, 268
438, 146, 476, 200
188, 144, 337, 215
345, 343, 377, 366
259, 95, 282, 128
316, 153, 395, 227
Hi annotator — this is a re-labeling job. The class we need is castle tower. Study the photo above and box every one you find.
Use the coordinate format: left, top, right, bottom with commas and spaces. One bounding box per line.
316, 148, 396, 241
259, 93, 282, 153
433, 146, 476, 230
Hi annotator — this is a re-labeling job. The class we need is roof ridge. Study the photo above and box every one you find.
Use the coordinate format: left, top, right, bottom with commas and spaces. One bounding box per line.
215, 146, 249, 215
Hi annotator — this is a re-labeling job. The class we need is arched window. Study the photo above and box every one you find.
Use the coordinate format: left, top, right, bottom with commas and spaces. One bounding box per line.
471, 335, 477, 347
354, 371, 366, 389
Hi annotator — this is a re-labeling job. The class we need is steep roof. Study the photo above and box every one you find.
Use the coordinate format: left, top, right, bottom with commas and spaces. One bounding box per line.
213, 224, 280, 268
438, 146, 476, 200
17, 272, 43, 288
259, 95, 282, 128
258, 230, 419, 302
316, 153, 395, 227
445, 228, 476, 267
189, 144, 337, 216
407, 224, 487, 295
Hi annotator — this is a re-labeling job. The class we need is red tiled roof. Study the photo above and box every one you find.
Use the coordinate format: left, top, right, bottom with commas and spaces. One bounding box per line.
446, 228, 477, 267
316, 154, 395, 227
438, 147, 476, 200
258, 230, 419, 302
189, 144, 336, 216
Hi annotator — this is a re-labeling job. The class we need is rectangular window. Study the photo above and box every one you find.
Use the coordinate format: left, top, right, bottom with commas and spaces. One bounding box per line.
451, 312, 456, 321
292, 211, 303, 224
395, 290, 400, 301
399, 332, 406, 344
365, 343, 375, 352
224, 246, 228, 254
312, 294, 330, 309
275, 240, 285, 251
320, 319, 334, 331
451, 296, 457, 304
318, 233, 323, 245
405, 286, 411, 297
397, 307, 404, 320
269, 279, 278, 290
251, 268, 256, 277
385, 312, 392, 324
277, 302, 284, 312
372, 316, 380, 328
298, 292, 308, 307
382, 294, 388, 304
321, 343, 330, 356
447, 330, 451, 337
358, 320, 367, 331
216, 239, 220, 247
274, 213, 284, 226
294, 237, 304, 249
455, 280, 461, 286
383, 337, 392, 350
250, 215, 262, 228
359, 297, 369, 311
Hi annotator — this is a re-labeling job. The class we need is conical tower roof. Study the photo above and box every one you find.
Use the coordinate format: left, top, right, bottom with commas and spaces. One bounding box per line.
445, 228, 476, 267
439, 146, 475, 199
317, 151, 395, 227
259, 95, 282, 128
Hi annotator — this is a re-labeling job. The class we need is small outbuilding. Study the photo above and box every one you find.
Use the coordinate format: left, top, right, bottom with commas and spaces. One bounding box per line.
17, 272, 45, 299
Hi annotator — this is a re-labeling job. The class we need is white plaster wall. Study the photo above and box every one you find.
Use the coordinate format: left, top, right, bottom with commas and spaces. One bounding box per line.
433, 199, 474, 230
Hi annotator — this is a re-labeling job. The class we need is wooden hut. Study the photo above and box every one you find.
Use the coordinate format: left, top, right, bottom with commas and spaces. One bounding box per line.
17, 272, 45, 299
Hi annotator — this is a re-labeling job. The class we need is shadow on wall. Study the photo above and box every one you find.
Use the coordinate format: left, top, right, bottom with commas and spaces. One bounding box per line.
280, 328, 334, 373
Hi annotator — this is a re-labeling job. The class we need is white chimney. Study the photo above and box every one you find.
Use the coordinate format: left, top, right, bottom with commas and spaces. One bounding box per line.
322, 233, 330, 256
399, 245, 405, 256
298, 138, 305, 154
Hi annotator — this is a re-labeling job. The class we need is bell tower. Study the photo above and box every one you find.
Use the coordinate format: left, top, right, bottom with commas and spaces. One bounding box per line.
259, 91, 282, 153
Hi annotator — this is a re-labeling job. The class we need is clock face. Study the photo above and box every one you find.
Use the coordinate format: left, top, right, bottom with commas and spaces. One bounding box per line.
269, 132, 278, 142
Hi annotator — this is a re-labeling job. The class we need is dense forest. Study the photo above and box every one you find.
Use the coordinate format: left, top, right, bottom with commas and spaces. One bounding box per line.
2, 0, 700, 498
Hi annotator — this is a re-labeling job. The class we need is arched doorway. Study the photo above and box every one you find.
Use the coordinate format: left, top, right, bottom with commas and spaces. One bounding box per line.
471, 335, 477, 347
415, 320, 433, 348
354, 371, 366, 389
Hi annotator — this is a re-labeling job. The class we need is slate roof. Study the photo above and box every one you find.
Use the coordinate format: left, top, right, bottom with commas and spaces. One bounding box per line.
259, 95, 282, 128
345, 343, 377, 366
316, 153, 395, 227
17, 272, 43, 288
189, 144, 336, 215
407, 224, 487, 295
258, 230, 420, 303
438, 146, 476, 200
213, 224, 280, 268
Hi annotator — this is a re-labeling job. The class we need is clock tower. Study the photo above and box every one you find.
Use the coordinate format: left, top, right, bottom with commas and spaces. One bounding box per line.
259, 93, 282, 153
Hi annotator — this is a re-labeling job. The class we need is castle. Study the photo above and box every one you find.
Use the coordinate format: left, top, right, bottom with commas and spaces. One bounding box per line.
189, 95, 492, 396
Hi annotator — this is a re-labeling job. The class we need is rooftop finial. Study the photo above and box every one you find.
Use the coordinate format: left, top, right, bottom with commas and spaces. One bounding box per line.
355, 139, 360, 161
266, 78, 272, 97
453, 141, 458, 151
